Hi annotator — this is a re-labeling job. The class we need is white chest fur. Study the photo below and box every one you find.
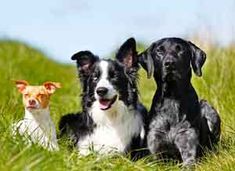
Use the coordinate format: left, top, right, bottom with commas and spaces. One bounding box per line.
78, 100, 144, 155
12, 108, 59, 151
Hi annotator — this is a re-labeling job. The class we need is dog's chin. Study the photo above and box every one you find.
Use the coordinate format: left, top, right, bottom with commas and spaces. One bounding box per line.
163, 70, 181, 82
98, 95, 118, 111
162, 72, 173, 81
26, 106, 39, 111
165, 73, 175, 82
26, 104, 43, 111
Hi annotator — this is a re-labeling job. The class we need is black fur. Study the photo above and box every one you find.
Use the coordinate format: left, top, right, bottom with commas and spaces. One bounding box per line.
139, 37, 221, 166
59, 38, 147, 159
59, 112, 94, 146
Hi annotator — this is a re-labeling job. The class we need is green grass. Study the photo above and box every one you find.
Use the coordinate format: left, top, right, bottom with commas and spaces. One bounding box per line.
0, 40, 235, 171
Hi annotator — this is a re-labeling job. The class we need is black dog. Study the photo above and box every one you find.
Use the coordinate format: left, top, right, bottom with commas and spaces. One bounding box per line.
59, 38, 147, 159
138, 38, 221, 166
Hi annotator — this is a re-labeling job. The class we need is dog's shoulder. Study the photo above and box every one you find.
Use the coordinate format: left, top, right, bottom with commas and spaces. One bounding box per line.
200, 99, 219, 118
199, 99, 221, 144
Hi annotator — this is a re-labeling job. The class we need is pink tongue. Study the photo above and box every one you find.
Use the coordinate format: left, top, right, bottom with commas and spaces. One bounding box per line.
99, 99, 111, 110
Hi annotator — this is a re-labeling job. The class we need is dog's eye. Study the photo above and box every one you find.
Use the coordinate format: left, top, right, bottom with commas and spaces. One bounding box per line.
24, 93, 29, 97
175, 45, 182, 52
156, 46, 165, 55
38, 93, 45, 97
93, 76, 98, 81
93, 74, 100, 82
92, 71, 100, 82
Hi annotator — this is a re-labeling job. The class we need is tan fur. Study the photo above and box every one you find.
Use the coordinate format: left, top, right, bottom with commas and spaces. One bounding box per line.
15, 80, 61, 109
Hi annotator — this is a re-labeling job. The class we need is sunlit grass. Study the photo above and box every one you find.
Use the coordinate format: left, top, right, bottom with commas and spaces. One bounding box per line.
0, 40, 234, 170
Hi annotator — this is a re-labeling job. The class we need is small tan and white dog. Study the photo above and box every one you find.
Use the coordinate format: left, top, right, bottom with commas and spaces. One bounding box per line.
12, 80, 61, 151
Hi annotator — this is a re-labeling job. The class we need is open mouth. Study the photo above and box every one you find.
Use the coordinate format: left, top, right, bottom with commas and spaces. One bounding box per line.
98, 95, 117, 110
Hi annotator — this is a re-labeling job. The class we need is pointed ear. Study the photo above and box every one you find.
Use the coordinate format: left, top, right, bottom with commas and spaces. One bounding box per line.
116, 38, 138, 68
71, 51, 98, 76
43, 82, 61, 95
188, 41, 206, 77
15, 80, 29, 93
138, 44, 155, 79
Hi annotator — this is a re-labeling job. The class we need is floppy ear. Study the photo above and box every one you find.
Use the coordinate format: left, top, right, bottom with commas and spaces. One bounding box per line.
188, 41, 206, 77
15, 80, 29, 93
116, 38, 138, 69
138, 44, 154, 79
71, 50, 98, 77
43, 82, 61, 95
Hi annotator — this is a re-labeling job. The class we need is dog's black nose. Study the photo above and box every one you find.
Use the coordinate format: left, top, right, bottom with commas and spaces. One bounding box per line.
164, 59, 174, 67
96, 87, 108, 97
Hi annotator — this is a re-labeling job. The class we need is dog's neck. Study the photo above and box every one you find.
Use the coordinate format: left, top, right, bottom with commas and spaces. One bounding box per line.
155, 73, 199, 106
24, 107, 53, 127
158, 79, 190, 97
22, 107, 58, 151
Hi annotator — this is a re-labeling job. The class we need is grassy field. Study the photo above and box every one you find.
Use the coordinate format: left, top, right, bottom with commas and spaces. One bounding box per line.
0, 40, 235, 171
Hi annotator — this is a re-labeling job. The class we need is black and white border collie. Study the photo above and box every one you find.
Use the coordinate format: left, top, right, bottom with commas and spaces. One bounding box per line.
59, 38, 147, 158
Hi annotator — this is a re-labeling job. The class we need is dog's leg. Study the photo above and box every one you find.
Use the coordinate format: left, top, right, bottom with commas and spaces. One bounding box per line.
147, 119, 168, 158
147, 130, 167, 159
174, 128, 198, 167
200, 99, 221, 145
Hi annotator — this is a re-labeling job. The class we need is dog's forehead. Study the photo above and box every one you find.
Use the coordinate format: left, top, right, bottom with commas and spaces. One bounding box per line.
158, 38, 189, 49
98, 60, 109, 70
95, 60, 119, 73
25, 86, 47, 94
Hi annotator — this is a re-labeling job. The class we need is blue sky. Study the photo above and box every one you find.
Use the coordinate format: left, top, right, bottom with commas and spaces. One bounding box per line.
0, 0, 235, 62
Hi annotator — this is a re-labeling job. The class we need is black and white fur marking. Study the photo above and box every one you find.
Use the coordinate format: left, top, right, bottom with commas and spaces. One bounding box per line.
59, 38, 147, 158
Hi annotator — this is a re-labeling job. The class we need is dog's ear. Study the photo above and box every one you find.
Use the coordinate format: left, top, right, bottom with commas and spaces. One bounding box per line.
43, 82, 61, 95
138, 44, 154, 79
15, 80, 29, 93
116, 37, 138, 69
188, 41, 206, 77
71, 51, 98, 77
